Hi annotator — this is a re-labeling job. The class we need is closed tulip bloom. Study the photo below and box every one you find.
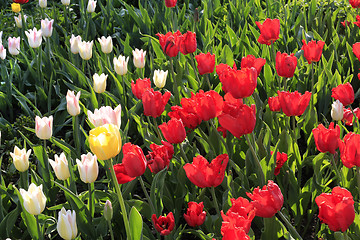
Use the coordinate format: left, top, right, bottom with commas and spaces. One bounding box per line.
142, 89, 171, 118
10, 146, 31, 172
25, 28, 42, 48
184, 154, 229, 188
146, 141, 174, 174
195, 52, 216, 75
76, 153, 98, 183
0, 44, 5, 60
156, 31, 181, 57
89, 124, 121, 161
114, 55, 129, 75
131, 78, 151, 99
353, 42, 360, 61
278, 91, 311, 116
41, 18, 54, 38
14, 13, 27, 28
88, 105, 122, 129
159, 118, 186, 144
272, 151, 288, 176
179, 31, 197, 55
87, 0, 96, 12
315, 187, 354, 232
184, 202, 206, 227
61, 0, 70, 5
35, 115, 53, 140
49, 152, 70, 181
93, 73, 108, 93
301, 39, 325, 64
153, 69, 168, 88
241, 55, 266, 76
339, 132, 360, 168
8, 37, 20, 55
132, 48, 146, 68
312, 123, 340, 154
98, 36, 113, 54
268, 96, 281, 112
331, 100, 344, 121
69, 35, 82, 54
11, 3, 21, 13
57, 207, 77, 240
331, 83, 354, 106
66, 90, 81, 116
350, 0, 360, 8
39, 0, 47, 8
342, 107, 360, 126
275, 52, 297, 78
168, 106, 201, 129
255, 18, 280, 45
103, 200, 113, 221
78, 40, 93, 60
20, 183, 46, 215
152, 212, 175, 236
164, 0, 177, 7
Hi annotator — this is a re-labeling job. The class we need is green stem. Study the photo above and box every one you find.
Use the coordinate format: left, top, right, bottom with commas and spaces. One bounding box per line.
277, 211, 303, 240
35, 215, 43, 240
190, 53, 200, 83
108, 220, 115, 240
209, 119, 231, 156
204, 73, 211, 89
88, 183, 94, 219
338, 121, 350, 135
283, 77, 287, 90
244, 134, 265, 185
152, 117, 163, 140
179, 143, 189, 163
20, 170, 28, 190
64, 5, 69, 34
330, 153, 343, 186
105, 159, 131, 240
169, 57, 180, 105
139, 176, 156, 214
73, 116, 81, 158
210, 186, 221, 217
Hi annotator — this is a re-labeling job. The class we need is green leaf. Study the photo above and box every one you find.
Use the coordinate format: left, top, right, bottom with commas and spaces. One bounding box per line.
129, 206, 143, 240
150, 168, 167, 217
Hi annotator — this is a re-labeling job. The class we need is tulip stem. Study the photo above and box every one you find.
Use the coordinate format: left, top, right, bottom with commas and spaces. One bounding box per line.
139, 176, 156, 214
73, 116, 81, 158
349, 106, 360, 132
209, 119, 231, 157
204, 74, 211, 90
20, 170, 28, 190
106, 159, 131, 240
244, 134, 265, 186
179, 143, 189, 163
35, 215, 43, 240
107, 219, 115, 240
88, 182, 94, 219
210, 187, 221, 217
169, 57, 180, 105
283, 77, 287, 90
330, 153, 343, 186
338, 121, 350, 135
277, 211, 303, 240
190, 53, 200, 83
151, 117, 163, 140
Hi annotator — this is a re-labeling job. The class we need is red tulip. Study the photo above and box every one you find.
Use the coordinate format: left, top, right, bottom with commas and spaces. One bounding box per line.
222, 228, 251, 240
315, 187, 355, 232
341, 20, 351, 27
339, 132, 360, 168
246, 180, 283, 218
353, 42, 360, 61
342, 107, 360, 126
268, 96, 281, 112
241, 55, 266, 76
219, 67, 258, 99
113, 164, 135, 184
142, 89, 171, 118
156, 31, 181, 57
179, 31, 197, 55
152, 212, 175, 236
131, 78, 151, 100
183, 202, 206, 227
255, 18, 280, 45
217, 126, 227, 138
301, 39, 325, 64
354, 15, 360, 27
331, 83, 354, 106
168, 105, 201, 129
13, 0, 28, 3
277, 91, 311, 116
183, 154, 229, 188
195, 52, 216, 75
312, 123, 340, 154
159, 118, 186, 144
275, 52, 297, 78
194, 90, 224, 121
271, 151, 288, 176
216, 63, 236, 78
146, 141, 174, 174
350, 0, 360, 8
218, 93, 256, 138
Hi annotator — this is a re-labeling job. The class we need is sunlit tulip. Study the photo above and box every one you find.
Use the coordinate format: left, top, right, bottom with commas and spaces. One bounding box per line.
97, 36, 113, 54
41, 18, 54, 38
8, 37, 20, 55
89, 124, 121, 161
103, 200, 113, 221
20, 183, 46, 215
49, 152, 70, 181
78, 40, 93, 60
61, 0, 70, 5
66, 90, 81, 116
69, 35, 81, 54
35, 116, 53, 140
87, 0, 96, 12
14, 13, 27, 28
331, 100, 344, 121
25, 28, 42, 48
39, 0, 47, 8
76, 153, 98, 183
93, 73, 108, 93
88, 105, 122, 129
0, 44, 5, 60
133, 48, 146, 68
11, 3, 21, 13
57, 207, 77, 240
10, 146, 31, 172
153, 69, 168, 88
114, 55, 129, 75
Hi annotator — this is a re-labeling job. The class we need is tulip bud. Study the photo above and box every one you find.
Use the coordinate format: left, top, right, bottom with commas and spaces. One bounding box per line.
331, 100, 344, 121
0, 44, 5, 60
153, 69, 168, 88
132, 48, 146, 68
8, 37, 20, 56
66, 90, 81, 116
61, 0, 70, 5
98, 36, 113, 54
114, 55, 129, 75
49, 152, 70, 181
35, 115, 53, 140
25, 28, 42, 48
103, 200, 113, 221
69, 35, 82, 54
14, 13, 27, 28
39, 0, 47, 8
20, 183, 46, 215
76, 153, 98, 183
41, 18, 54, 38
78, 40, 93, 60
88, 105, 122, 129
10, 146, 31, 172
11, 3, 21, 13
87, 0, 96, 13
93, 73, 108, 93
57, 207, 78, 240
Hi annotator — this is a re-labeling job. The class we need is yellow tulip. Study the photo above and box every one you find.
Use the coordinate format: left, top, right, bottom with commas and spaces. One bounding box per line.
89, 124, 121, 160
11, 3, 21, 13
